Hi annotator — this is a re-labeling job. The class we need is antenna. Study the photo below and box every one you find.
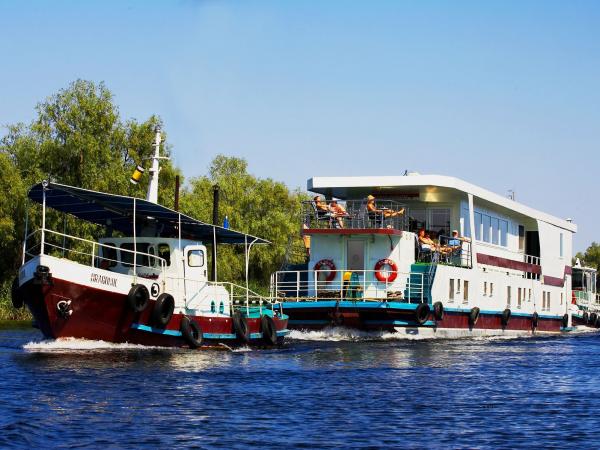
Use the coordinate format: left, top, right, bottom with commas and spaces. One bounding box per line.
146, 126, 162, 204
507, 190, 515, 201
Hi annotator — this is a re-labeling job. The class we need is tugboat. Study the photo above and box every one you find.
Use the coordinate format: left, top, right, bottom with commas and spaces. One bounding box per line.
11, 128, 288, 348
570, 259, 600, 328
272, 173, 585, 337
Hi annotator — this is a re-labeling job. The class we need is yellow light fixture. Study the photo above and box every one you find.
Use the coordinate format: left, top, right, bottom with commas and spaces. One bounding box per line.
130, 165, 145, 184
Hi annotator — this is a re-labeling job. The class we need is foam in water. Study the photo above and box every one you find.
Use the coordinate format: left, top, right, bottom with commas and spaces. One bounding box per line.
287, 327, 435, 342
23, 337, 165, 352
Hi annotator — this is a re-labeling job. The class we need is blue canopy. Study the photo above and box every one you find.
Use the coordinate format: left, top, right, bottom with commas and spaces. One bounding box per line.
28, 182, 269, 245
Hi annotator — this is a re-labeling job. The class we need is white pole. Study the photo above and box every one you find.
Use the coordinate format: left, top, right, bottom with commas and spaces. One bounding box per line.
133, 197, 137, 281
213, 226, 217, 282
22, 207, 29, 265
146, 126, 162, 204
41, 182, 47, 255
468, 193, 478, 270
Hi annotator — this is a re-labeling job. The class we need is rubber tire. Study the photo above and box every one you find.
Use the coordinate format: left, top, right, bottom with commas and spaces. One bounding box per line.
261, 315, 278, 346
127, 284, 149, 313
433, 301, 444, 321
501, 309, 512, 327
590, 313, 597, 325
562, 314, 569, 328
150, 293, 175, 328
180, 316, 203, 348
583, 312, 589, 324
11, 276, 23, 309
595, 316, 600, 329
532, 312, 539, 328
233, 311, 251, 342
414, 303, 430, 325
469, 307, 480, 326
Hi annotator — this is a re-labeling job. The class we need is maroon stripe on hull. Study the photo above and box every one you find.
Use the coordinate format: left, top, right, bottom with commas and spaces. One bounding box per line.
22, 278, 287, 348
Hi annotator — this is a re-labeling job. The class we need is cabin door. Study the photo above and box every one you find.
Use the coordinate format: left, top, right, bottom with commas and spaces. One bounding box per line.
346, 240, 365, 272
183, 245, 207, 300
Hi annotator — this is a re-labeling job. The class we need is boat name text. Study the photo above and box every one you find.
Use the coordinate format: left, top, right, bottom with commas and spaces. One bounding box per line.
90, 273, 117, 288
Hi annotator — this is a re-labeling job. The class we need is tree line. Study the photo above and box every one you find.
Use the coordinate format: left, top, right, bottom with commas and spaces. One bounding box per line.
0, 80, 306, 319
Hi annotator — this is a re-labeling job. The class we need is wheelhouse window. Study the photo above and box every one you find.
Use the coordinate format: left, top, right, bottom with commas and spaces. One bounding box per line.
188, 249, 205, 267
559, 233, 564, 258
120, 243, 150, 267
158, 243, 171, 266
102, 243, 117, 268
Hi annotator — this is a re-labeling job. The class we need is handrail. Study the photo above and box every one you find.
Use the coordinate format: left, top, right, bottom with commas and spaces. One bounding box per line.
271, 268, 424, 303
302, 199, 409, 231
24, 228, 167, 277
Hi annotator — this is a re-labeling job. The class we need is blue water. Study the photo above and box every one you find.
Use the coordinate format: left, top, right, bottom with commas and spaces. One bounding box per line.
1, 327, 599, 449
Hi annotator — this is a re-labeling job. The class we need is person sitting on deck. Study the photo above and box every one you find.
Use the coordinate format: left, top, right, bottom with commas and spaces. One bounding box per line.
366, 195, 405, 218
329, 200, 348, 228
313, 195, 333, 226
418, 228, 439, 252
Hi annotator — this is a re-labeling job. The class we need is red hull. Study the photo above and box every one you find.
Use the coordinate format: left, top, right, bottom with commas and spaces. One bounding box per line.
22, 278, 288, 348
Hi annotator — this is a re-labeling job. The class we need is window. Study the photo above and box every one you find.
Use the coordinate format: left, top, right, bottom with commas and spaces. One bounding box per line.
518, 225, 525, 251
547, 292, 551, 310
528, 289, 532, 302
491, 218, 499, 245
430, 209, 451, 237
102, 243, 117, 268
483, 281, 488, 296
449, 279, 455, 301
482, 214, 491, 243
463, 280, 469, 303
500, 220, 508, 247
507, 286, 512, 307
462, 208, 471, 238
158, 243, 171, 266
490, 282, 494, 297
517, 288, 522, 308
561, 292, 563, 305
410, 209, 427, 232
188, 249, 205, 267
559, 233, 564, 258
474, 212, 482, 241
120, 243, 149, 267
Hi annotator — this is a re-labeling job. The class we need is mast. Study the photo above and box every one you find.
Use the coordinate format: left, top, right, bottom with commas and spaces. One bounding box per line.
146, 126, 162, 204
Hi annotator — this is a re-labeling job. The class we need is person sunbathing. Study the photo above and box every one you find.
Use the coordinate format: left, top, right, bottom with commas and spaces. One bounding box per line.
418, 229, 439, 252
314, 195, 330, 214
329, 200, 348, 228
366, 195, 405, 217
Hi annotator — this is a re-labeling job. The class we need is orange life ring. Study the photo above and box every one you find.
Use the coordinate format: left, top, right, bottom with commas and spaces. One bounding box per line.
313, 259, 336, 282
374, 258, 398, 283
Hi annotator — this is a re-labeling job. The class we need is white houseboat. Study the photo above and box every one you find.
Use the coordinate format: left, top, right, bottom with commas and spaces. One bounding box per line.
271, 173, 597, 336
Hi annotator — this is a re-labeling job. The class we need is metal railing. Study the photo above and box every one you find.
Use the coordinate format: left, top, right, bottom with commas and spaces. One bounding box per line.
303, 199, 409, 231
419, 235, 473, 269
270, 269, 425, 303
24, 228, 166, 278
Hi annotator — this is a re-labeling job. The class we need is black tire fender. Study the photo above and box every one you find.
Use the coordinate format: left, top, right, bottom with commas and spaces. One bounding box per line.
232, 311, 251, 342
501, 308, 511, 327
11, 276, 23, 309
414, 303, 430, 325
590, 313, 597, 325
180, 316, 203, 348
433, 301, 444, 321
150, 293, 175, 328
562, 314, 569, 328
127, 284, 149, 313
532, 311, 539, 328
261, 315, 278, 346
583, 312, 589, 324
469, 307, 480, 326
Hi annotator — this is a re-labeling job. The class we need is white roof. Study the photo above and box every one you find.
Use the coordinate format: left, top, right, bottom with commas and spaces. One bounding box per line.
308, 174, 577, 232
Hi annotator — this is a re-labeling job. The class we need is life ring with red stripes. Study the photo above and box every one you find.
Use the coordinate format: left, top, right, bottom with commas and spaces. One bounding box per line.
313, 259, 336, 282
374, 258, 398, 283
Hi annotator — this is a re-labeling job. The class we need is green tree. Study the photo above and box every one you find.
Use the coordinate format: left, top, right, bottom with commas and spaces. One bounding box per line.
181, 155, 307, 286
574, 242, 600, 270
0, 80, 182, 317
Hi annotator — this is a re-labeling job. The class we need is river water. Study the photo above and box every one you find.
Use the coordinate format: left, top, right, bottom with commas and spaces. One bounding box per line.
1, 326, 598, 449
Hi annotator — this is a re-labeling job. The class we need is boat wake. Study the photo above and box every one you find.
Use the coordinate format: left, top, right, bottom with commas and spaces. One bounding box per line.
23, 337, 166, 352
287, 327, 436, 342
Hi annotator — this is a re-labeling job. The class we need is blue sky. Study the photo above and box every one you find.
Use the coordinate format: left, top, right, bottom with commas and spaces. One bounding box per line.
1, 1, 599, 252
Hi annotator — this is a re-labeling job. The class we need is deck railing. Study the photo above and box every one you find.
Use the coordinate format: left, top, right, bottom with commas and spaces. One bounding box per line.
431, 235, 473, 268
24, 228, 166, 278
303, 199, 409, 231
270, 269, 425, 303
